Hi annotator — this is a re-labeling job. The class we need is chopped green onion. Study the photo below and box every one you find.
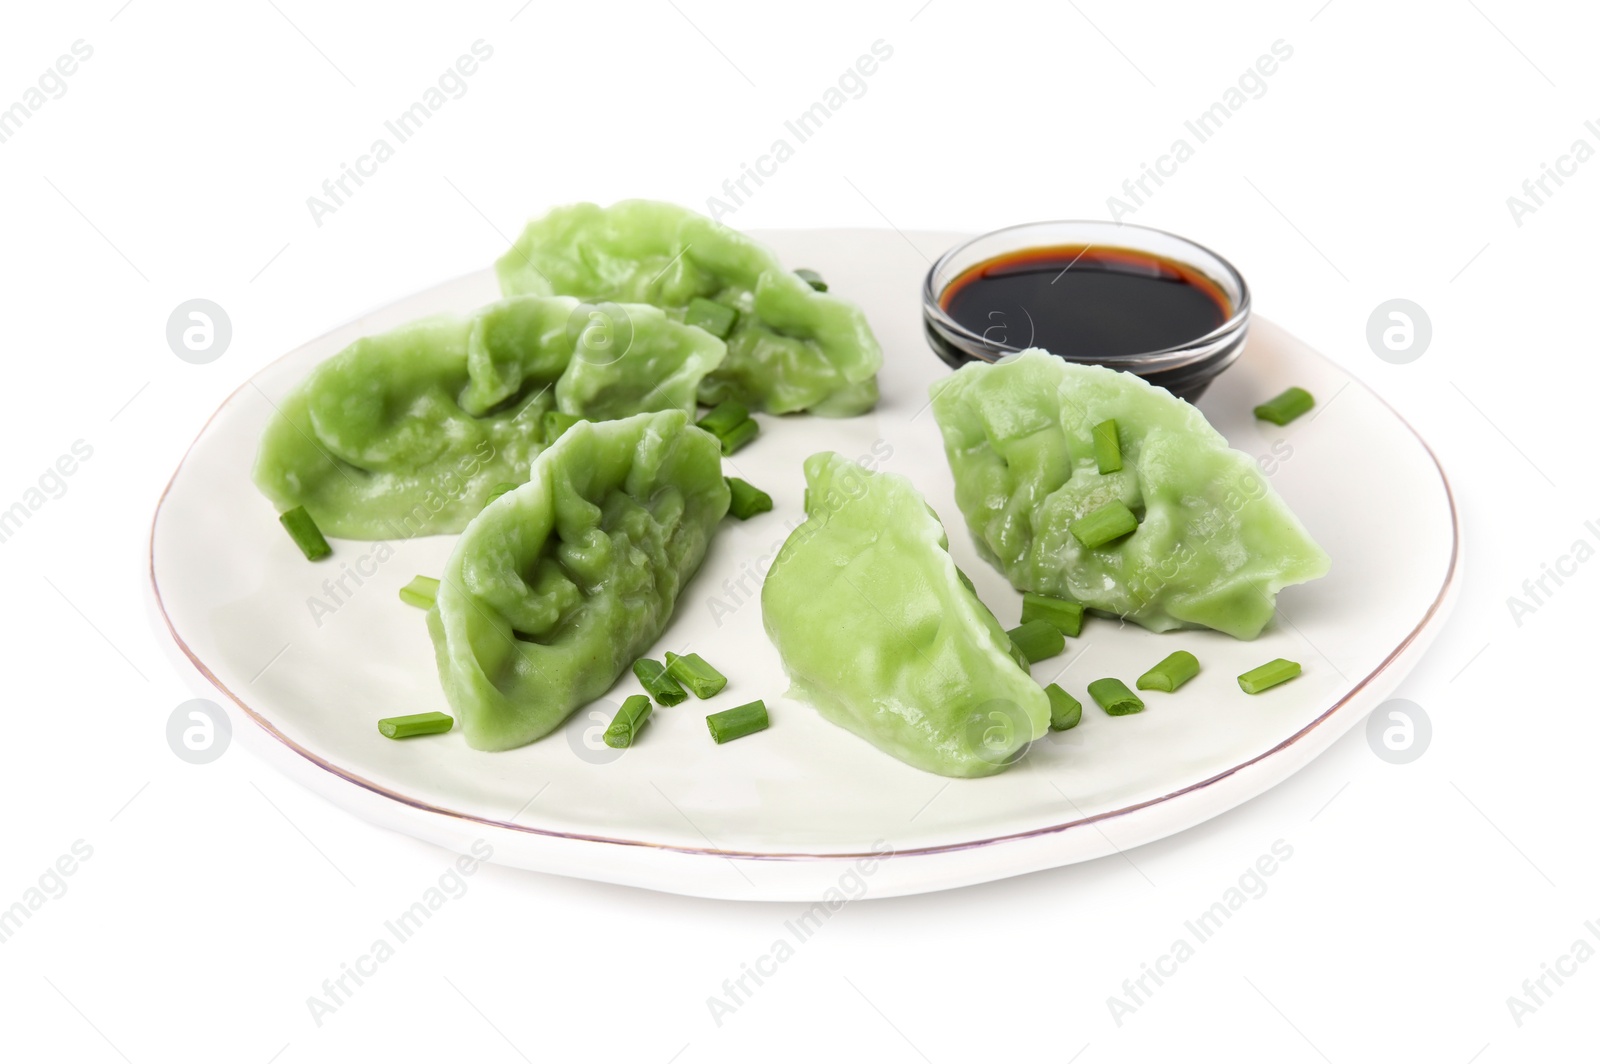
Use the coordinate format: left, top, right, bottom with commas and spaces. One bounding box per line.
1253, 387, 1315, 426
485, 482, 519, 504
378, 711, 454, 739
694, 401, 760, 454
726, 477, 773, 520
697, 401, 749, 438
1005, 640, 1031, 673
1092, 419, 1123, 474
717, 417, 759, 455
279, 506, 331, 561
1021, 591, 1084, 637
1070, 501, 1138, 549
685, 297, 738, 339
603, 694, 654, 749
666, 652, 727, 699
633, 658, 687, 707
794, 268, 828, 292
707, 700, 768, 743
398, 576, 440, 610
1238, 658, 1302, 694
544, 410, 582, 443
1007, 619, 1065, 663
1137, 650, 1200, 692
1088, 677, 1145, 716
1045, 684, 1082, 731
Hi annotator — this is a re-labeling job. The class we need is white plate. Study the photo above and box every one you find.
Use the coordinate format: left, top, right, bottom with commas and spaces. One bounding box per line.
149, 228, 1459, 901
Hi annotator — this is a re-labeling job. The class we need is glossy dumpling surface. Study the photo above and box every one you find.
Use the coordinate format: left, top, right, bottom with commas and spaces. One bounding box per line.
929, 349, 1330, 639
761, 452, 1049, 778
496, 200, 881, 416
253, 295, 723, 538
428, 411, 729, 751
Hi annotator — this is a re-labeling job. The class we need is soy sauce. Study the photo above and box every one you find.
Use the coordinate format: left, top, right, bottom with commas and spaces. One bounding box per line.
939, 245, 1230, 359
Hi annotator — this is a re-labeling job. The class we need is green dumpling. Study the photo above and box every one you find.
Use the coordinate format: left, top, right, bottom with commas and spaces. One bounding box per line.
253, 295, 724, 539
929, 349, 1330, 639
761, 453, 1049, 778
495, 200, 881, 416
428, 411, 729, 751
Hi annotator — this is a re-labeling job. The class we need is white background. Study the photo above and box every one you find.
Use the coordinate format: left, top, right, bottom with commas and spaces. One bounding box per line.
1, 1, 1595, 1060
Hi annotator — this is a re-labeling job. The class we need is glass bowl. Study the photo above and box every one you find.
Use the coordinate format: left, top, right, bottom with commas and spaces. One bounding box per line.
922, 220, 1251, 402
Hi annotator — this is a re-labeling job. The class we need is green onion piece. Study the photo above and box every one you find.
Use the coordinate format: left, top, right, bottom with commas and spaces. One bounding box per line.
1137, 650, 1200, 692
603, 694, 654, 749
1007, 619, 1066, 663
1092, 419, 1123, 474
726, 477, 773, 520
1021, 591, 1084, 637
717, 417, 759, 456
696, 401, 749, 438
794, 268, 828, 292
1005, 640, 1031, 673
398, 575, 440, 610
378, 711, 454, 739
1238, 658, 1302, 694
1253, 387, 1315, 426
665, 652, 727, 699
633, 658, 687, 707
684, 297, 738, 339
707, 700, 768, 744
544, 410, 582, 443
279, 506, 331, 561
1044, 684, 1082, 731
1088, 677, 1145, 716
485, 482, 519, 504
1070, 501, 1138, 549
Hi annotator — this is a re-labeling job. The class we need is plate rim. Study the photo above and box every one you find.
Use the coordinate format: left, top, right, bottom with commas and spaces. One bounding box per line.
148, 251, 1461, 866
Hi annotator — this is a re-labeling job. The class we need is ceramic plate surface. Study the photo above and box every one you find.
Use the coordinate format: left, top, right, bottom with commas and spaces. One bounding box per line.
150, 229, 1459, 900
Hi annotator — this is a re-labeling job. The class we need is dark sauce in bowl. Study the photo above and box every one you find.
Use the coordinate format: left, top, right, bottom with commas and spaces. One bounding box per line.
939, 246, 1230, 360
922, 222, 1251, 402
